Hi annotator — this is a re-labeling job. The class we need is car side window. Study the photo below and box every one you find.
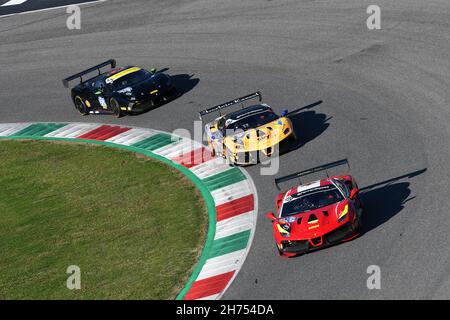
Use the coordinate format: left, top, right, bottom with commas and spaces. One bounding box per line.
345, 179, 353, 190
92, 80, 106, 92
333, 179, 350, 198
217, 118, 226, 134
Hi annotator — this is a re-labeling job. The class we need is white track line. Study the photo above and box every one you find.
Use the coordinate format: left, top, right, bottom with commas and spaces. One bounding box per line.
0, 0, 107, 18
2, 0, 28, 7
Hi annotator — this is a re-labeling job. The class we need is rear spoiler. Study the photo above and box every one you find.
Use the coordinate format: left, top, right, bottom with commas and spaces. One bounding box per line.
275, 159, 350, 190
198, 91, 262, 120
62, 59, 116, 88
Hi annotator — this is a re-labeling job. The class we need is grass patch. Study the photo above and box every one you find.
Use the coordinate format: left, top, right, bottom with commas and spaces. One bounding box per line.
0, 140, 207, 299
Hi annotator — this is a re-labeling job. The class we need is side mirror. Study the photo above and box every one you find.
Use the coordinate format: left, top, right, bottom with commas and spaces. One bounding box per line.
265, 212, 277, 221
349, 188, 359, 199
280, 109, 289, 117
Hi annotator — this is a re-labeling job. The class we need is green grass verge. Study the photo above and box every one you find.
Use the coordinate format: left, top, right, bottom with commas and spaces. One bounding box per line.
0, 140, 207, 299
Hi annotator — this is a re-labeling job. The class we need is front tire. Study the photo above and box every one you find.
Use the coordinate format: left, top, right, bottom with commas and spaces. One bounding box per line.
110, 98, 123, 118
208, 141, 216, 157
224, 147, 236, 166
74, 96, 88, 116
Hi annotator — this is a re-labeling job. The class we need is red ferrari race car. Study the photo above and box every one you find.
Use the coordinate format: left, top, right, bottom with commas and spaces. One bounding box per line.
266, 159, 363, 257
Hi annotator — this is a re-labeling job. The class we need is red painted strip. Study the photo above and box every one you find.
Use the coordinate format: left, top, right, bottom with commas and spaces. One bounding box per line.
216, 194, 254, 222
171, 147, 214, 168
77, 125, 130, 141
184, 271, 235, 300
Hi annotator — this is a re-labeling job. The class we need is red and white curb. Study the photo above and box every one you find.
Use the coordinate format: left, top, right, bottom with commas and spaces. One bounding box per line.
0, 122, 258, 300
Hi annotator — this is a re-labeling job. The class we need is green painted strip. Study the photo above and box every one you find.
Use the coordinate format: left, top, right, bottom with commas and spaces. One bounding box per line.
202, 168, 247, 192
208, 230, 251, 259
0, 130, 217, 301
12, 123, 67, 137
131, 133, 178, 151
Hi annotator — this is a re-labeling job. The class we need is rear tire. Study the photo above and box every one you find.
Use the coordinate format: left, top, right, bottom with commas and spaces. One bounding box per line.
74, 96, 88, 116
110, 98, 123, 118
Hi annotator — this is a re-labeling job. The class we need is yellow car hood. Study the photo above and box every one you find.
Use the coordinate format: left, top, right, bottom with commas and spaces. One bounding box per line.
224, 117, 293, 152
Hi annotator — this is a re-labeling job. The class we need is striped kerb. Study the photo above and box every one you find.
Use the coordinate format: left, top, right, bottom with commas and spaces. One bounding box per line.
132, 133, 178, 151
216, 194, 254, 222
202, 168, 247, 191
171, 147, 214, 169
208, 230, 251, 259
183, 271, 235, 300
13, 123, 67, 137
78, 125, 131, 140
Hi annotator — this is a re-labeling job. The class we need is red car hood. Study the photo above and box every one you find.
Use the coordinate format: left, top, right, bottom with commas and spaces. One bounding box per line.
280, 200, 351, 240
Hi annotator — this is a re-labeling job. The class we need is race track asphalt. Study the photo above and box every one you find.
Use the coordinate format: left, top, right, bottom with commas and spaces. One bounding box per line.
1, 0, 449, 299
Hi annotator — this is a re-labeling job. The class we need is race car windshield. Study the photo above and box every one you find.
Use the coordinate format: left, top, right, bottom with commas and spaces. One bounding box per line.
280, 187, 344, 217
224, 109, 279, 132
109, 69, 151, 90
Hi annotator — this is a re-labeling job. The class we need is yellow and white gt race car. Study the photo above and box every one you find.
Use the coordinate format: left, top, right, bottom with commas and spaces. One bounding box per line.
199, 92, 296, 165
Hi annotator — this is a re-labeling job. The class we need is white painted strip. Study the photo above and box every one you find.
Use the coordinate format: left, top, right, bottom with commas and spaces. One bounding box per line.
196, 249, 245, 281
0, 123, 31, 136
1, 0, 27, 6
215, 211, 253, 240
189, 157, 230, 180
105, 128, 157, 146
0, 0, 107, 18
210, 180, 252, 206
196, 293, 220, 300
153, 138, 194, 159
296, 180, 321, 193
44, 123, 100, 138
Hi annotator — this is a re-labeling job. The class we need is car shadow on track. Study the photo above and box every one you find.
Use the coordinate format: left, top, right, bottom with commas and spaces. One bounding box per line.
284, 168, 427, 259
359, 168, 427, 234
279, 100, 331, 155
171, 73, 200, 96
129, 72, 199, 116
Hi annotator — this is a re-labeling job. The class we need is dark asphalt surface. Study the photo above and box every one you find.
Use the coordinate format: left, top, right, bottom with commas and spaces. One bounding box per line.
1, 0, 449, 299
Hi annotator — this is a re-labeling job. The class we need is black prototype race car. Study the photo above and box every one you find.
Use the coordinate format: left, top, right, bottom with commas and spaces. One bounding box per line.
62, 59, 179, 118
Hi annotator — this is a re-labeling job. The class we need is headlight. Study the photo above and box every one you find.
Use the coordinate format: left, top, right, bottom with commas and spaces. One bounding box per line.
277, 216, 295, 237
337, 204, 349, 222
277, 223, 291, 237
280, 216, 296, 223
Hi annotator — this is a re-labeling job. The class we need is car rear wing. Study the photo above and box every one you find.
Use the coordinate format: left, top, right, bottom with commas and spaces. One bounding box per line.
198, 91, 262, 120
275, 159, 350, 190
62, 59, 116, 88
